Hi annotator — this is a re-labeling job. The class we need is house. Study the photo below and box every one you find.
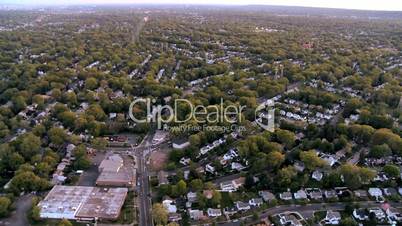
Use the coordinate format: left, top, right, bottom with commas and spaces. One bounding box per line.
162, 198, 177, 213
249, 198, 263, 207
179, 157, 191, 166
207, 208, 222, 217
353, 209, 369, 221
158, 171, 168, 185
223, 149, 238, 161
236, 201, 251, 211
259, 191, 276, 203
324, 210, 341, 225
294, 190, 308, 200
374, 172, 389, 182
205, 164, 216, 174
384, 206, 402, 225
293, 161, 305, 172
383, 188, 398, 197
187, 192, 197, 203
223, 207, 238, 216
231, 162, 246, 171
354, 190, 368, 199
368, 188, 383, 198
173, 139, 190, 150
189, 209, 205, 220
312, 170, 323, 181
279, 213, 302, 226
279, 192, 293, 201
169, 213, 182, 222
219, 177, 245, 192
323, 189, 338, 200
369, 207, 386, 221
307, 188, 323, 200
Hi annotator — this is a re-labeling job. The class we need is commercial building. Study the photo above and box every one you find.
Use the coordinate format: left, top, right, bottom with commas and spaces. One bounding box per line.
38, 185, 128, 221
96, 154, 135, 187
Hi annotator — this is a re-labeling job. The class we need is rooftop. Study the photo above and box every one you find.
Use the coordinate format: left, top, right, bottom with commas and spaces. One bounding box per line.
38, 185, 128, 220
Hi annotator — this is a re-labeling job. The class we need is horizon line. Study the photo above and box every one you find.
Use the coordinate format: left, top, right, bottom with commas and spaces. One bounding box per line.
1, 2, 402, 12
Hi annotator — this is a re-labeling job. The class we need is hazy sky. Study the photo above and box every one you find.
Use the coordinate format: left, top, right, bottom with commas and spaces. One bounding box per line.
2, 0, 402, 11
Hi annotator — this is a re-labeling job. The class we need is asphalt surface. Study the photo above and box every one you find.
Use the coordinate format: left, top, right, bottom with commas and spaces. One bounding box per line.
132, 134, 154, 226
0, 195, 32, 226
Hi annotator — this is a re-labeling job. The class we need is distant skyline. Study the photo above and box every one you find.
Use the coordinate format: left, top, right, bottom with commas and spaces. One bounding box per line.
1, 0, 402, 11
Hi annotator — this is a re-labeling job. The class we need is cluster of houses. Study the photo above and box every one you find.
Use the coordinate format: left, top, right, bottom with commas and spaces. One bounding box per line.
353, 203, 402, 225
199, 137, 227, 156
276, 97, 343, 125
51, 143, 76, 185
160, 172, 402, 225
16, 99, 52, 126
364, 156, 402, 167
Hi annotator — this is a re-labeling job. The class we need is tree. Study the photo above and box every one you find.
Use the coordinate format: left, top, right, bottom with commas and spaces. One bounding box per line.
190, 179, 203, 191
339, 164, 376, 189
30, 206, 41, 222
12, 95, 26, 113
369, 144, 392, 158
58, 219, 73, 226
73, 145, 91, 170
18, 133, 41, 160
383, 164, 400, 179
58, 111, 76, 128
64, 92, 78, 106
91, 137, 108, 151
177, 180, 187, 196
266, 151, 285, 170
277, 166, 297, 187
86, 104, 106, 121
211, 190, 222, 207
48, 127, 68, 145
339, 217, 358, 226
197, 192, 207, 209
371, 128, 402, 155
152, 203, 168, 226
299, 150, 326, 171
85, 77, 98, 90
167, 223, 180, 226
348, 124, 374, 144
0, 197, 11, 217
275, 129, 295, 149
9, 171, 49, 194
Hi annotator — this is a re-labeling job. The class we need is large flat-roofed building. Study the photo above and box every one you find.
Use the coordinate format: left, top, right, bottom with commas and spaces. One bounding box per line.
38, 185, 128, 221
96, 154, 135, 187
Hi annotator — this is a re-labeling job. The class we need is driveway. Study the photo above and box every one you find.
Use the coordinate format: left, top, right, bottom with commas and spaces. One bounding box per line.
0, 195, 32, 226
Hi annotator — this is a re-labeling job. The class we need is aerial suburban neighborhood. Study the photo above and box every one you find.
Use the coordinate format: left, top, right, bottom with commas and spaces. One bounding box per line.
0, 1, 401, 226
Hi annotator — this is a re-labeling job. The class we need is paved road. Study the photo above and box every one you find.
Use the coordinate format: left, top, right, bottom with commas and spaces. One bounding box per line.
0, 195, 32, 226
132, 133, 154, 226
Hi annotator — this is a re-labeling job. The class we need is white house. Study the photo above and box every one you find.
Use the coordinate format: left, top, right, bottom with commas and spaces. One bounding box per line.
368, 188, 383, 197
324, 211, 341, 225
207, 208, 222, 217
248, 198, 263, 207
162, 199, 177, 213
236, 201, 251, 211
294, 190, 308, 200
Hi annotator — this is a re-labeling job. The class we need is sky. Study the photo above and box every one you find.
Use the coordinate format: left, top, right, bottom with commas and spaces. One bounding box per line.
2, 0, 402, 11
